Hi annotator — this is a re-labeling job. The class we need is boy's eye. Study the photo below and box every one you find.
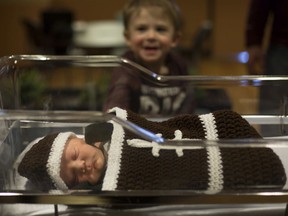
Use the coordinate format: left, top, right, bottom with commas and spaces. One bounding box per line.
136, 25, 147, 32
156, 26, 168, 33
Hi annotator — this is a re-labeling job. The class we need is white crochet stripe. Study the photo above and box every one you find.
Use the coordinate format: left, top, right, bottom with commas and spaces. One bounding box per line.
199, 113, 223, 193
199, 113, 218, 140
47, 132, 75, 190
102, 107, 127, 190
205, 147, 224, 193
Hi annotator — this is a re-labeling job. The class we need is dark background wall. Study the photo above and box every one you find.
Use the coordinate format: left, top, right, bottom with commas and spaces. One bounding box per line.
0, 0, 251, 57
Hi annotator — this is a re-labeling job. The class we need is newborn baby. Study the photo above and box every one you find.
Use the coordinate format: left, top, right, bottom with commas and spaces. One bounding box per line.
17, 107, 286, 192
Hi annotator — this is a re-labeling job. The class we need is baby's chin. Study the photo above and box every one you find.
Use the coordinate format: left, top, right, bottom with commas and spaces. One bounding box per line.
89, 164, 106, 185
71, 173, 101, 189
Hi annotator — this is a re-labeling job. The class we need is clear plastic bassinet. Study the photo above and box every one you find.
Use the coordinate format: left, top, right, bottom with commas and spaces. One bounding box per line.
1, 55, 288, 215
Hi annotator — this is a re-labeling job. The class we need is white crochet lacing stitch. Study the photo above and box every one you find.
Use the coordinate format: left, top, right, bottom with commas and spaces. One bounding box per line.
127, 129, 201, 157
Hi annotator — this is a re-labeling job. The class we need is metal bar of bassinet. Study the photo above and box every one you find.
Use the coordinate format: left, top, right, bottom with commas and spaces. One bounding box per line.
0, 110, 288, 145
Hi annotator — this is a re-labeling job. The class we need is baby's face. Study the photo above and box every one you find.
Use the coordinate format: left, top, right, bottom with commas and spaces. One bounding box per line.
60, 136, 106, 188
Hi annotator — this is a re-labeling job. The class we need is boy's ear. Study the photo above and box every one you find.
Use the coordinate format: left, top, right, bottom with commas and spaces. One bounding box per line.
123, 30, 131, 46
171, 31, 182, 47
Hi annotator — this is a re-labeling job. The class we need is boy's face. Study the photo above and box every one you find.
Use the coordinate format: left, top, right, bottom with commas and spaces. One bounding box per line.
60, 136, 106, 188
124, 7, 180, 66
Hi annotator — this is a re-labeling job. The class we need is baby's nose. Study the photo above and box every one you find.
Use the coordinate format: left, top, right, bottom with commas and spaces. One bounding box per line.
75, 160, 86, 174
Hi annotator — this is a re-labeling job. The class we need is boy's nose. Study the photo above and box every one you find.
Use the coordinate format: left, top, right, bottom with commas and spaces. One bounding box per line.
147, 30, 156, 38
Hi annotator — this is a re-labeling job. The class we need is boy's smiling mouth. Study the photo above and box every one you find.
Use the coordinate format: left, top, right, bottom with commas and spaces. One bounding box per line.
143, 46, 160, 54
145, 47, 158, 50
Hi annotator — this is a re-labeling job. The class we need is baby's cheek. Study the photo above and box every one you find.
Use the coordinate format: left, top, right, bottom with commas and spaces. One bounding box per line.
77, 174, 88, 184
88, 171, 101, 185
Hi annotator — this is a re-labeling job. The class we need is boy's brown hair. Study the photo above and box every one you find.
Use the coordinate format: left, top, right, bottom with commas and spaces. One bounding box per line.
122, 0, 183, 32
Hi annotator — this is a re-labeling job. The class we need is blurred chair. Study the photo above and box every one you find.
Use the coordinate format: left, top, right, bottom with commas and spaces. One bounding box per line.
23, 8, 74, 55
73, 20, 126, 55
179, 20, 213, 64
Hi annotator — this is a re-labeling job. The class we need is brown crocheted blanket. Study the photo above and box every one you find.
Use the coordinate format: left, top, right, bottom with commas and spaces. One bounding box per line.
101, 107, 286, 192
